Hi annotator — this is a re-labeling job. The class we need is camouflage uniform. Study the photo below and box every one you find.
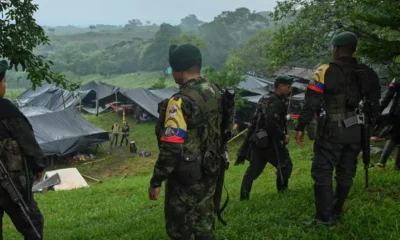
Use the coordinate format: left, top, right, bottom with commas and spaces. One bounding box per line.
150, 77, 223, 240
0, 98, 45, 239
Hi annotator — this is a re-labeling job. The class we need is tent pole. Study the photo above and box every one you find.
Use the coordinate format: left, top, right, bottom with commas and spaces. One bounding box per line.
79, 94, 82, 113
115, 92, 118, 116
61, 92, 66, 110
100, 144, 110, 155
96, 100, 99, 116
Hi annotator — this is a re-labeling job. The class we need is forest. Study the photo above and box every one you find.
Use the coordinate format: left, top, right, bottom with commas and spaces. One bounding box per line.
2, 1, 400, 90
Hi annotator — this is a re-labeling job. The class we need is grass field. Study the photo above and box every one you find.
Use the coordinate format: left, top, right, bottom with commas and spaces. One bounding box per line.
78, 72, 175, 89
4, 88, 25, 100
3, 113, 400, 239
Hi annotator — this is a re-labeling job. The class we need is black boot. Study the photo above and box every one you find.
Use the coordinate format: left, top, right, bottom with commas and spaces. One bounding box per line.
240, 177, 253, 201
333, 184, 352, 221
303, 184, 334, 227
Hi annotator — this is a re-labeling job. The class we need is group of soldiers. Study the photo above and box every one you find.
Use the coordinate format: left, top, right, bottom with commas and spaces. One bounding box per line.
149, 31, 398, 240
0, 30, 398, 240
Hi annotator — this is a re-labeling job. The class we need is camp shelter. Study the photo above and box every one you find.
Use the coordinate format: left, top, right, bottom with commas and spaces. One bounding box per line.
21, 108, 109, 157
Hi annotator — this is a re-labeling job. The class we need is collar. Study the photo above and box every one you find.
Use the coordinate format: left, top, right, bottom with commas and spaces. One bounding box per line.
180, 77, 206, 89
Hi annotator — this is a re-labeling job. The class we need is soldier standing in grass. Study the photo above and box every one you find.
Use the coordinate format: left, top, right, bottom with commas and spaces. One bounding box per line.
295, 32, 381, 226
149, 44, 228, 240
235, 76, 294, 200
0, 60, 44, 239
377, 77, 400, 170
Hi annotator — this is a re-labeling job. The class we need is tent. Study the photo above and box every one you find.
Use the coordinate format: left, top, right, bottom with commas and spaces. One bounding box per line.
119, 87, 179, 119
273, 66, 314, 80
22, 108, 109, 156
17, 84, 93, 111
43, 168, 88, 191
238, 75, 274, 95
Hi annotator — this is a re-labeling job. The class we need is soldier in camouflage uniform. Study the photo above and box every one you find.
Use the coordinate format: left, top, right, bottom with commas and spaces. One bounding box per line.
0, 60, 44, 239
149, 44, 224, 240
236, 76, 294, 200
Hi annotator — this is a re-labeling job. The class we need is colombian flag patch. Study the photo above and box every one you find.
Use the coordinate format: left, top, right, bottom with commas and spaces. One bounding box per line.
307, 64, 328, 93
160, 97, 187, 143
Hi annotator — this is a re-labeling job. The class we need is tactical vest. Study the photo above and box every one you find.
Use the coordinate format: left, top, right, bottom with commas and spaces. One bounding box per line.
323, 60, 363, 119
179, 83, 224, 176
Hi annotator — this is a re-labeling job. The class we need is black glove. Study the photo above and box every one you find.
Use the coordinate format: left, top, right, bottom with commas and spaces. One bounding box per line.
234, 156, 246, 166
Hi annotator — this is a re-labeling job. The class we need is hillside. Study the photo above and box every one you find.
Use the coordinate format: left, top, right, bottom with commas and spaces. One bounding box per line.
2, 113, 399, 239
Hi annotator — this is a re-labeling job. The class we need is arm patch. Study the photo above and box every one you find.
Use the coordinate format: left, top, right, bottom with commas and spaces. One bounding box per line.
307, 64, 329, 93
160, 97, 187, 143
389, 77, 400, 88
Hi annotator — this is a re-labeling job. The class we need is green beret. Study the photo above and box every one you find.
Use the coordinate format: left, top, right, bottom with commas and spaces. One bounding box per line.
169, 44, 202, 71
0, 60, 8, 73
275, 75, 294, 85
332, 31, 358, 50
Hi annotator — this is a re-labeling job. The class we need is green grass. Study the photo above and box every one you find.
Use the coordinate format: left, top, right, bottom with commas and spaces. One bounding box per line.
4, 88, 25, 100
3, 114, 400, 239
78, 72, 175, 89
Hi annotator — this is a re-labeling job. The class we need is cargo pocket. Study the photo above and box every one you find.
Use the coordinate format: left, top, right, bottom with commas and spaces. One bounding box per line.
175, 155, 203, 185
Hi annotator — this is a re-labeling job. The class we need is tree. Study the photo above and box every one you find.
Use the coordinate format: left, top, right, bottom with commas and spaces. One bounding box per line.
124, 19, 143, 31
180, 14, 204, 33
96, 61, 118, 77
169, 35, 207, 49
89, 25, 96, 31
48, 28, 56, 35
226, 29, 274, 75
145, 21, 152, 26
268, 0, 400, 76
0, 0, 76, 90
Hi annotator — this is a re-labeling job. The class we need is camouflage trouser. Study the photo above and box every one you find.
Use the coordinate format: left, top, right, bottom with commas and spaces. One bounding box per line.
164, 177, 217, 240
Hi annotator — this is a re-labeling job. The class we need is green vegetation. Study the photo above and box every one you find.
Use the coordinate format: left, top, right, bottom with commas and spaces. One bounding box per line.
4, 89, 25, 100
2, 113, 399, 239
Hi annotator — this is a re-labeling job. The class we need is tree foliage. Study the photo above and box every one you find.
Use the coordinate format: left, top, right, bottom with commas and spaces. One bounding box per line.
0, 0, 77, 90
268, 0, 400, 76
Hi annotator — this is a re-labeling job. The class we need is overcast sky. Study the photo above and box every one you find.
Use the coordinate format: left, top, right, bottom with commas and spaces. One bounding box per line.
33, 0, 277, 26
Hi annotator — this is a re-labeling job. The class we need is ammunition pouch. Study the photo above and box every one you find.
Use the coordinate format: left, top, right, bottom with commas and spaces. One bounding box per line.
175, 154, 203, 185
203, 150, 221, 177
307, 117, 318, 140
0, 138, 29, 196
250, 130, 269, 149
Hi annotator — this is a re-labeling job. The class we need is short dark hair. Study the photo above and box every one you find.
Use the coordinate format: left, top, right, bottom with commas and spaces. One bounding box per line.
0, 73, 5, 82
336, 45, 356, 54
274, 81, 288, 89
186, 62, 202, 73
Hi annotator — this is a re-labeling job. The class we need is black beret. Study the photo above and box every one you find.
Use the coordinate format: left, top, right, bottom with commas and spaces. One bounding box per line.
0, 60, 8, 73
169, 44, 202, 71
332, 31, 358, 50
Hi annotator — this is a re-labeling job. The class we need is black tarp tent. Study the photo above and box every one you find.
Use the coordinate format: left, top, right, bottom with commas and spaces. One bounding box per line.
119, 88, 167, 118
238, 75, 274, 96
17, 84, 93, 111
22, 108, 109, 156
149, 87, 179, 100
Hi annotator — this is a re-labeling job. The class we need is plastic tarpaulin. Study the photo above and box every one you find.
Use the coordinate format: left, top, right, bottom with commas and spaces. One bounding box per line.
17, 84, 92, 111
273, 66, 314, 80
120, 88, 163, 118
22, 108, 109, 156
19, 107, 53, 117
238, 75, 274, 95
149, 87, 179, 100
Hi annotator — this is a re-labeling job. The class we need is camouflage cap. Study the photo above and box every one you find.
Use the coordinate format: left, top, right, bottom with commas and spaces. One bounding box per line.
332, 31, 358, 51
275, 75, 294, 85
0, 60, 8, 73
169, 44, 202, 72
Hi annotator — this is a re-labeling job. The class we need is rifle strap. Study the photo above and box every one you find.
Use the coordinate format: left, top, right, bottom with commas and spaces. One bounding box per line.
217, 183, 229, 226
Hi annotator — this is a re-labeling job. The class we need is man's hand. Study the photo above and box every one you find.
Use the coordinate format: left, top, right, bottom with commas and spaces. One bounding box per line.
295, 131, 305, 146
285, 135, 290, 144
148, 187, 161, 200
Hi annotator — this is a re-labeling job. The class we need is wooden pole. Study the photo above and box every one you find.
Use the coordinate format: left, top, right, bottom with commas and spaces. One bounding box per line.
81, 174, 102, 183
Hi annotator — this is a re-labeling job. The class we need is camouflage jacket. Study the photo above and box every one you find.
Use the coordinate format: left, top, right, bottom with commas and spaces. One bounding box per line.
150, 77, 223, 187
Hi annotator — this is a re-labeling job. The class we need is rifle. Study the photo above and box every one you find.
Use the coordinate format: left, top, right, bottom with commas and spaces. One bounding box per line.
213, 87, 235, 227
0, 160, 41, 239
344, 97, 372, 188
359, 98, 372, 188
